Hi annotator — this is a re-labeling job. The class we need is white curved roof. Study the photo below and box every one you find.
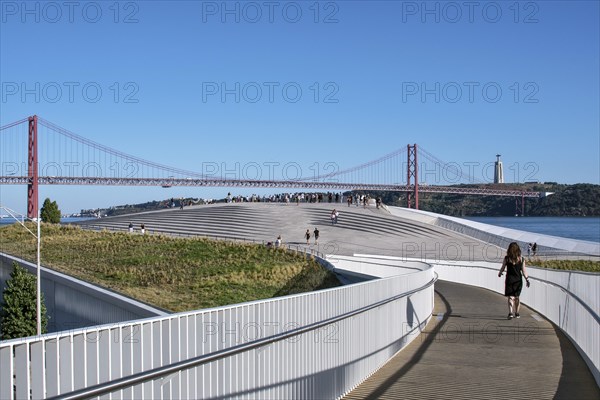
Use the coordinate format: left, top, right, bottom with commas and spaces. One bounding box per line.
386, 206, 600, 256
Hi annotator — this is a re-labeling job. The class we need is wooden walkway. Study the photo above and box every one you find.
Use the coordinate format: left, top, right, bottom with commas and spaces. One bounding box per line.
344, 281, 600, 400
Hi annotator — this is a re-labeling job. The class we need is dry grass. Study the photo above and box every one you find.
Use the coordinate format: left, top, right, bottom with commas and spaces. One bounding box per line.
0, 223, 340, 311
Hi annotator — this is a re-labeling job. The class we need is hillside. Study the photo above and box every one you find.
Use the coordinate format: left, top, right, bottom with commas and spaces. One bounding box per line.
355, 183, 600, 217
78, 184, 600, 218
80, 197, 210, 217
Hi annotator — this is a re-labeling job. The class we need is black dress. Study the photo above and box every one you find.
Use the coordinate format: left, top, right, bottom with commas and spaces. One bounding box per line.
504, 257, 524, 297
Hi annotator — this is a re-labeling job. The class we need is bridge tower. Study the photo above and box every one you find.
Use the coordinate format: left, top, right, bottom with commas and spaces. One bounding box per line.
27, 115, 38, 219
407, 144, 418, 209
515, 193, 526, 216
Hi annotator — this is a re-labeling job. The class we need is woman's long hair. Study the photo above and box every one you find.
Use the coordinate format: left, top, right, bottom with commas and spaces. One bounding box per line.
506, 242, 521, 264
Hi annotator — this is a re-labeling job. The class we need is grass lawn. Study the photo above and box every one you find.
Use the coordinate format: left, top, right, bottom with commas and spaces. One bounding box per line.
527, 258, 600, 273
0, 223, 340, 312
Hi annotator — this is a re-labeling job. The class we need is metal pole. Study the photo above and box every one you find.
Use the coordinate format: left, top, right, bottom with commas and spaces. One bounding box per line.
36, 209, 41, 336
0, 205, 42, 335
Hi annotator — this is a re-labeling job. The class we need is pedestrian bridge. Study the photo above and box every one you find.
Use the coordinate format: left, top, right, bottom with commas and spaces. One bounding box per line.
0, 204, 598, 399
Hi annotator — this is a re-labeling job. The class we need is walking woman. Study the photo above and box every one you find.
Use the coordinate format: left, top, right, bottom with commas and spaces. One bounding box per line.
498, 242, 530, 319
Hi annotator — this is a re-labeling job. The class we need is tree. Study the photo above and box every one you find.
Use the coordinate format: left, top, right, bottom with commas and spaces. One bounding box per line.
41, 198, 61, 223
0, 262, 48, 339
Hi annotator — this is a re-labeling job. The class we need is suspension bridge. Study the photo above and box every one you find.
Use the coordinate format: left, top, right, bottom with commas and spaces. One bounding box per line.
1, 115, 540, 218
1, 116, 598, 399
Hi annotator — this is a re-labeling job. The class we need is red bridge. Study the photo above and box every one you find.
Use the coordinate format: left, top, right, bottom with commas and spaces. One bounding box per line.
1, 116, 540, 218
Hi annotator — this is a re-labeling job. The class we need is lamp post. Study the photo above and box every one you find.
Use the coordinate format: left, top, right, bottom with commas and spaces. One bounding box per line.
36, 209, 41, 335
1, 205, 42, 336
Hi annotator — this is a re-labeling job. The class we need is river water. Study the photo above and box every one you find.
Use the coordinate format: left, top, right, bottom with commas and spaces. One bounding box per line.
0, 217, 95, 226
465, 216, 600, 243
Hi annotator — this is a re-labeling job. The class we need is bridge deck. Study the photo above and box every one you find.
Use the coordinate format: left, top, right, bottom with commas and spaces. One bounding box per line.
344, 280, 600, 400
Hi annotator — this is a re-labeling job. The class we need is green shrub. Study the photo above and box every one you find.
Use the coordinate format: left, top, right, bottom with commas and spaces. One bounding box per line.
0, 262, 48, 339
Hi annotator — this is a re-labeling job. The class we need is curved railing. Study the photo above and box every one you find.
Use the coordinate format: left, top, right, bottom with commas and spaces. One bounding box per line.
423, 259, 600, 387
0, 255, 435, 399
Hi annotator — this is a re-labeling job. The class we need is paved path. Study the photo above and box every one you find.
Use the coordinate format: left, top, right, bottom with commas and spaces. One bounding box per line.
344, 281, 600, 400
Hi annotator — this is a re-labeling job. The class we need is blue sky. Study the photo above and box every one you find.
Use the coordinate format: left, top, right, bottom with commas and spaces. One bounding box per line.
1, 1, 599, 213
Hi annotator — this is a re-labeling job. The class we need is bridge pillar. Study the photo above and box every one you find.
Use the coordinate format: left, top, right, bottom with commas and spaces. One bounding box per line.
407, 144, 418, 209
515, 193, 526, 216
27, 115, 38, 219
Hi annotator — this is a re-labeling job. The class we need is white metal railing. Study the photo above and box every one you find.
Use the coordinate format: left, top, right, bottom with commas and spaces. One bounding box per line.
0, 258, 435, 399
428, 259, 600, 388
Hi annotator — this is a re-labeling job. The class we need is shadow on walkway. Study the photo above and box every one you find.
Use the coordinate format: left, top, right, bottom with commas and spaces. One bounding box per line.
357, 289, 453, 399
344, 281, 599, 400
553, 324, 600, 399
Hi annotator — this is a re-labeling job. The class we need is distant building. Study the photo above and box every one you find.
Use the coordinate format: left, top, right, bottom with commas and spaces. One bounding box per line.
494, 154, 504, 183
